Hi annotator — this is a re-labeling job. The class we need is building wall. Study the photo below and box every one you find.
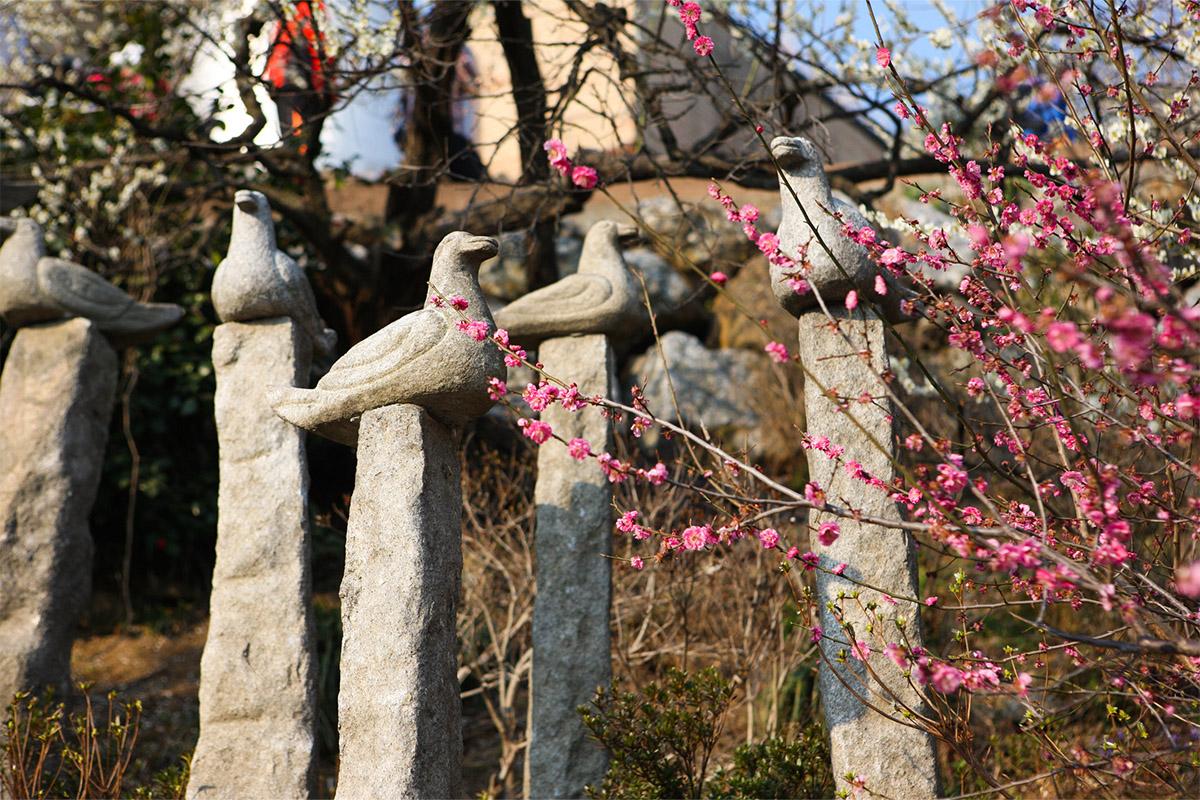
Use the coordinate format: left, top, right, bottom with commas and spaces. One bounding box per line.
469, 0, 640, 181
466, 0, 885, 181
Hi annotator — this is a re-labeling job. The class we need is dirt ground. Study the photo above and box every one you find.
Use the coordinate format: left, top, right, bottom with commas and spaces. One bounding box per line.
70, 621, 206, 791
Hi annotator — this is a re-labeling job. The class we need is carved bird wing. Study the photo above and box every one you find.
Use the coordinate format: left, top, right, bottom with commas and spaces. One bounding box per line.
315, 309, 447, 391
273, 250, 317, 313
36, 257, 135, 320
496, 273, 613, 328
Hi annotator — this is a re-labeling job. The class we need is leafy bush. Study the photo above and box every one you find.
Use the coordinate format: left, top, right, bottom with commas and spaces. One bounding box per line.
708, 729, 833, 800
582, 667, 832, 799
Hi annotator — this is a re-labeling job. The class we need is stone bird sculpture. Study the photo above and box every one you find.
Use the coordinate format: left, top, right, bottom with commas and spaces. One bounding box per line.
270, 231, 506, 445
0, 217, 183, 336
213, 189, 337, 356
493, 220, 644, 347
770, 136, 885, 316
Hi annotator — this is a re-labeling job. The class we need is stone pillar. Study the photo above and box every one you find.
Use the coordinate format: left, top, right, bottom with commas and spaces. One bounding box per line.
798, 308, 939, 799
0, 318, 117, 706
187, 319, 317, 799
335, 404, 463, 800
526, 334, 615, 799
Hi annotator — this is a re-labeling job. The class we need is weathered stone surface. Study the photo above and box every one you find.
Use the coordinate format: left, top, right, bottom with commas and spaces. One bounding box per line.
212, 190, 336, 356
493, 221, 644, 347
797, 309, 939, 798
0, 216, 182, 336
335, 404, 463, 800
626, 330, 761, 432
526, 335, 614, 799
770, 137, 880, 315
0, 319, 117, 706
271, 232, 505, 444
186, 319, 317, 800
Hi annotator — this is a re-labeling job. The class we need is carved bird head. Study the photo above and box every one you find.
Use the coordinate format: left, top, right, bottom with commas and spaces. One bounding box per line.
0, 216, 43, 242
229, 188, 277, 252
437, 231, 499, 272
770, 136, 826, 180
234, 189, 269, 216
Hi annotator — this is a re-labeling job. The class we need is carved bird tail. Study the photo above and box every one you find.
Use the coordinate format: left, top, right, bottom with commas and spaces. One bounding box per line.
97, 302, 184, 337
269, 386, 359, 446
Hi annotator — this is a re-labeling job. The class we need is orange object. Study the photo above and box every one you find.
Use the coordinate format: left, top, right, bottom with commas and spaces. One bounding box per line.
265, 0, 333, 145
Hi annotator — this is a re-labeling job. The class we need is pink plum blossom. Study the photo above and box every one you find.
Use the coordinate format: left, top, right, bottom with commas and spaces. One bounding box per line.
518, 418, 552, 444
571, 165, 598, 189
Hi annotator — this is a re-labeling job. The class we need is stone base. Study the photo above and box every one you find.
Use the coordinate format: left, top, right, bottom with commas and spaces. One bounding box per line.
0, 319, 117, 706
187, 319, 317, 800
526, 334, 615, 799
335, 404, 463, 799
797, 310, 940, 798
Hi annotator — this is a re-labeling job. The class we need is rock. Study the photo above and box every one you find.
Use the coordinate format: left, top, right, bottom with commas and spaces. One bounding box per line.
797, 309, 940, 798
0, 318, 117, 706
335, 404, 463, 800
186, 319, 317, 800
626, 330, 760, 434
635, 196, 757, 269
526, 335, 614, 799
555, 223, 585, 278
622, 248, 708, 330
886, 196, 969, 292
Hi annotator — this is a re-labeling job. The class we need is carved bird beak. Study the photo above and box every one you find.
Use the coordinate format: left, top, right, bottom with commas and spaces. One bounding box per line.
234, 190, 260, 213
468, 235, 500, 258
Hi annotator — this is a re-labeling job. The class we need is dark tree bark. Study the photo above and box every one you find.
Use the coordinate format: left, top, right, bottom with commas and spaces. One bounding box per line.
493, 0, 558, 290
385, 1, 473, 232
367, 1, 475, 326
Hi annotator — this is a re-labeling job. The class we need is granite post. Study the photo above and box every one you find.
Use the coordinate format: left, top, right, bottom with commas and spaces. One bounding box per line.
267, 232, 506, 797
769, 133, 939, 797
0, 318, 117, 706
525, 334, 615, 799
334, 404, 463, 800
798, 308, 939, 798
186, 319, 317, 799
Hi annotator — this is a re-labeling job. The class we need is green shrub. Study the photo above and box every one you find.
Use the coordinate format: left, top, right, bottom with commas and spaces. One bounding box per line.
708, 727, 834, 800
582, 667, 833, 799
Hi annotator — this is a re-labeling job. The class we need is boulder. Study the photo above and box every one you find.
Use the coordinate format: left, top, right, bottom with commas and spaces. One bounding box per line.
626, 330, 807, 465
636, 196, 762, 271
622, 248, 707, 330
626, 330, 761, 436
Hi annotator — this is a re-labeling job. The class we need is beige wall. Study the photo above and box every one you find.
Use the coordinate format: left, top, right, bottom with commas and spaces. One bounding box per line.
469, 0, 639, 181
466, 0, 885, 180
